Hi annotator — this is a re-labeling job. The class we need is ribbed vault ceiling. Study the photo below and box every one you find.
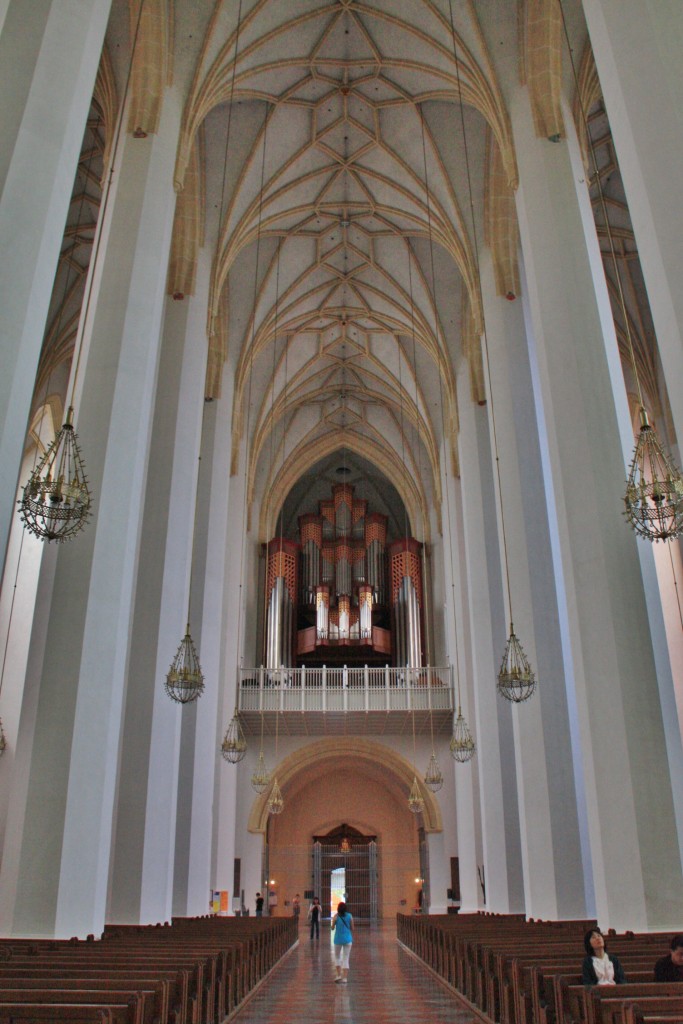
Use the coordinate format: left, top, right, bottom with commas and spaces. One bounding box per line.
39, 1, 665, 543
171, 0, 517, 541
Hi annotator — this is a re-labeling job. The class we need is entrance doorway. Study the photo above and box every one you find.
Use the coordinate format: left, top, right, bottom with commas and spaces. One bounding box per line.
313, 824, 378, 920
330, 866, 346, 916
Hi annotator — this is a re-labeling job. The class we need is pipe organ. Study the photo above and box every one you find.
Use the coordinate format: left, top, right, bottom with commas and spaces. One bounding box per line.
264, 483, 425, 667
264, 538, 298, 670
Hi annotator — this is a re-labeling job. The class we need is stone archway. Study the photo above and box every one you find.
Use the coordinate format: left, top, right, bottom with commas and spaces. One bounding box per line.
249, 739, 442, 920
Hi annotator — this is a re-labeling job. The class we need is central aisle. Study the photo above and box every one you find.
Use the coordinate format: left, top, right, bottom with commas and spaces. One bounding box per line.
233, 920, 473, 1024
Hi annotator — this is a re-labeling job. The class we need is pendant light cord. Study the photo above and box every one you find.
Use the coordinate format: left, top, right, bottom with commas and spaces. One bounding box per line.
446, 0, 515, 627
405, 250, 437, 752
185, 401, 207, 631
417, 111, 467, 716
234, 111, 270, 689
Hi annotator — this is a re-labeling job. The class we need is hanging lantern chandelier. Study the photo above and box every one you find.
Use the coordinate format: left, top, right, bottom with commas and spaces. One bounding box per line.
221, 712, 247, 762
268, 777, 284, 815
623, 405, 683, 542
19, 407, 91, 542
408, 775, 424, 814
450, 707, 476, 763
424, 753, 444, 792
251, 750, 272, 793
497, 623, 536, 703
165, 625, 205, 704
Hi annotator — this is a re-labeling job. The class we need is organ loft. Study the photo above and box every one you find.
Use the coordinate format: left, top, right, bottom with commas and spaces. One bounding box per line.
264, 482, 425, 669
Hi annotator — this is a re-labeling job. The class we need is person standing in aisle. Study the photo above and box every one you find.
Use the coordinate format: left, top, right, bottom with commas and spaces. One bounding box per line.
332, 901, 354, 983
308, 896, 322, 939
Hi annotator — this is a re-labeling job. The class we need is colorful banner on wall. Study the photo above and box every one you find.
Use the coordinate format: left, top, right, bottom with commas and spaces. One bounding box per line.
211, 890, 229, 914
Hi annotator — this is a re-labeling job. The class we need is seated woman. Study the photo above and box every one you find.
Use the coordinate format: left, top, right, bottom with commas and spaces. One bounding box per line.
582, 928, 626, 986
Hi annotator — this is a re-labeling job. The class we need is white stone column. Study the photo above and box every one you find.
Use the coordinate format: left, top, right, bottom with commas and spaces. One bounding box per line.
430, 466, 479, 913
0, 0, 111, 573
438, 456, 481, 914
173, 288, 237, 918
512, 86, 683, 930
456, 368, 524, 914
0, 95, 180, 939
480, 255, 588, 920
212, 435, 251, 901
426, 831, 449, 915
108, 229, 206, 926
582, 0, 683, 449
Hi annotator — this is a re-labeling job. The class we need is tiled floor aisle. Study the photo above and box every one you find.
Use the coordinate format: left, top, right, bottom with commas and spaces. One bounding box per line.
233, 922, 474, 1024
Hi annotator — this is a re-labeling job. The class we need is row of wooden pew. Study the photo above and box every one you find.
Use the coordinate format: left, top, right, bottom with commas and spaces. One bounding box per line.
397, 912, 683, 1024
0, 914, 297, 1023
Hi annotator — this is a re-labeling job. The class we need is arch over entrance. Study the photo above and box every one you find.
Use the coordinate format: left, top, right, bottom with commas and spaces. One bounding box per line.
247, 738, 442, 835
248, 739, 441, 920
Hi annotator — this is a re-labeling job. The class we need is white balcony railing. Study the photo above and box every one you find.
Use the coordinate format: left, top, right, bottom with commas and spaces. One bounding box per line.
237, 665, 455, 715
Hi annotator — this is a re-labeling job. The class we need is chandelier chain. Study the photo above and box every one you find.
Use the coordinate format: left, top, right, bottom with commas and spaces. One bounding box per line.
447, 0, 514, 627
234, 109, 269, 686
417, 91, 477, 745
405, 248, 440, 773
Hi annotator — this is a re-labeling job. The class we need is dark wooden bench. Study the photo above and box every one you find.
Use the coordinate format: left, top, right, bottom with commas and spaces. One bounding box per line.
0, 990, 145, 1024
397, 912, 681, 1024
0, 916, 297, 1024
0, 1007, 114, 1023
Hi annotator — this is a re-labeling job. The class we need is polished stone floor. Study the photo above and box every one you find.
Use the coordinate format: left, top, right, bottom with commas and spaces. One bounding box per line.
233, 921, 474, 1024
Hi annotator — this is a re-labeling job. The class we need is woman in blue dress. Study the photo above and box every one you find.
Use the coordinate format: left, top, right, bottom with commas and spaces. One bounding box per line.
332, 901, 354, 983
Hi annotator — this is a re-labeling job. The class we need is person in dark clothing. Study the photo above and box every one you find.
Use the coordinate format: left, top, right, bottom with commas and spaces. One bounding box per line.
308, 896, 322, 939
581, 928, 626, 986
255, 892, 264, 917
655, 934, 683, 981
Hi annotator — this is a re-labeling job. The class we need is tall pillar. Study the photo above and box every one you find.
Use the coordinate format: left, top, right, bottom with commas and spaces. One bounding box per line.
512, 85, 683, 929
212, 433, 249, 907
0, 0, 111, 572
169, 251, 236, 917
0, 95, 180, 939
582, 1, 683, 449
439, 446, 484, 914
456, 370, 524, 914
480, 253, 587, 919
108, 234, 208, 924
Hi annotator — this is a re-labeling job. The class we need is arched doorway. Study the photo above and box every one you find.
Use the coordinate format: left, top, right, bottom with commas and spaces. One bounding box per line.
313, 824, 378, 920
249, 739, 442, 920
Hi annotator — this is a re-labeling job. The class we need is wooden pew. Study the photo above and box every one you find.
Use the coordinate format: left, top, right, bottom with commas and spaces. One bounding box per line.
397, 912, 681, 1024
0, 916, 297, 1024
0, 976, 170, 1023
2, 950, 202, 1024
556, 980, 683, 1024
0, 990, 147, 1024
0, 1007, 114, 1023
